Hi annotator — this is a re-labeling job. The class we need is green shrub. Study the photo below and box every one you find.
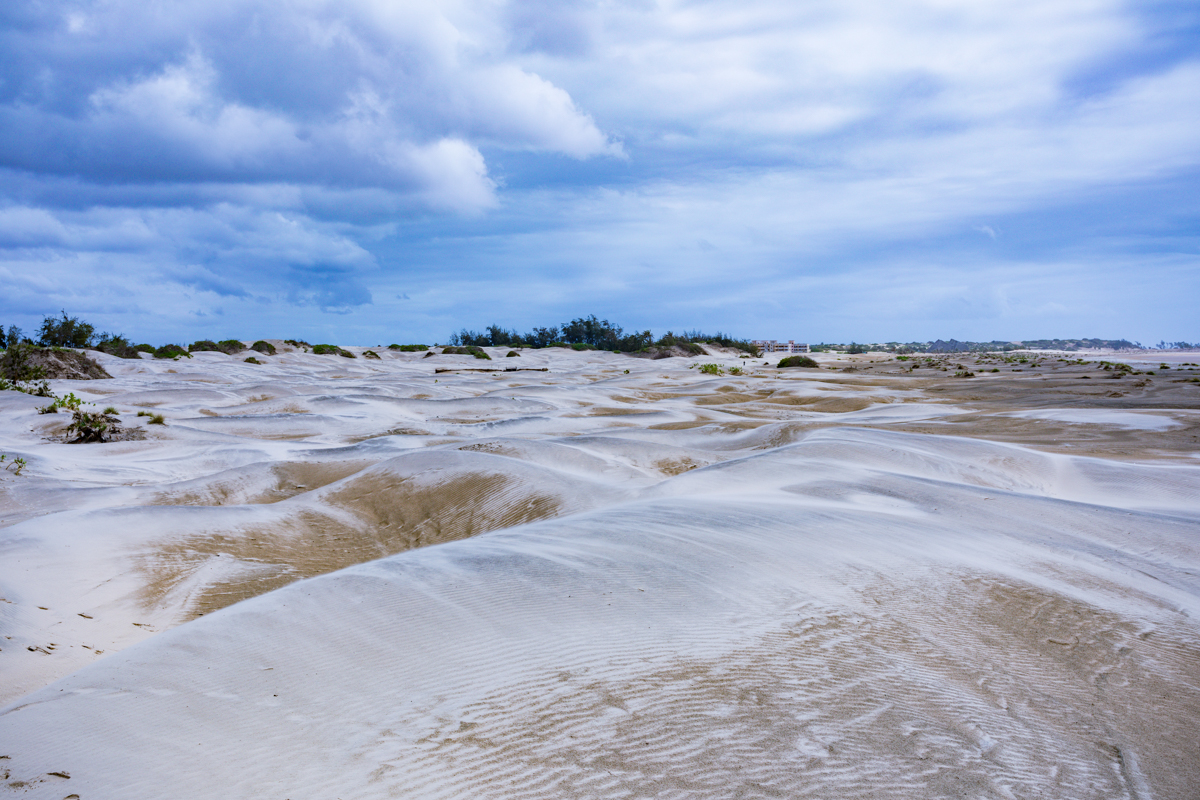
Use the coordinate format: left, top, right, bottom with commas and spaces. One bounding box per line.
439, 346, 491, 359
1, 343, 47, 383
284, 339, 310, 348
698, 363, 723, 375
729, 366, 743, 375
189, 340, 220, 352
66, 408, 121, 443
549, 341, 570, 348
138, 410, 165, 425
251, 340, 276, 355
244, 356, 262, 364
339, 349, 356, 358
153, 344, 191, 359
38, 392, 84, 414
95, 334, 141, 359
570, 342, 595, 351
217, 340, 245, 354
38, 311, 95, 348
134, 344, 155, 353
362, 350, 381, 359
392, 344, 428, 351
506, 350, 520, 358
778, 355, 818, 368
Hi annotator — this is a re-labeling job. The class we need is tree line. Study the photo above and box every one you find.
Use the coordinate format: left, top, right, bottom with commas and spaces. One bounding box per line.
448, 315, 759, 355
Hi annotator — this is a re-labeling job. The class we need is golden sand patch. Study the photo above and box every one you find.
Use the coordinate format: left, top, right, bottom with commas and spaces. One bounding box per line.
139, 471, 569, 619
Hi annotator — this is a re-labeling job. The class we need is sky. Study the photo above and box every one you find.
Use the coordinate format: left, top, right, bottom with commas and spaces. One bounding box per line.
1, 0, 1198, 345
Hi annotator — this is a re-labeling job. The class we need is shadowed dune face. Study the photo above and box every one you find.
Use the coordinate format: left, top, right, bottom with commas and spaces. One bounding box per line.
2, 348, 1199, 798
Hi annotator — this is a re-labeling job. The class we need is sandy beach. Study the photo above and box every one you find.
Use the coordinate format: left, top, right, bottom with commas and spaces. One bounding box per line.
1, 344, 1198, 798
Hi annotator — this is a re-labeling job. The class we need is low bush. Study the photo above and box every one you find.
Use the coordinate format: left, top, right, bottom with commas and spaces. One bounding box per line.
549, 342, 570, 348
311, 344, 354, 357
440, 346, 491, 360
778, 355, 818, 368
244, 356, 262, 364
95, 334, 141, 359
284, 339, 310, 348
66, 408, 121, 443
153, 344, 191, 359
506, 350, 520, 357
189, 340, 220, 352
137, 410, 165, 425
362, 350, 381, 359
251, 340, 276, 355
391, 344, 429, 351
698, 363, 723, 375
134, 344, 155, 353
217, 340, 245, 354
570, 342, 595, 351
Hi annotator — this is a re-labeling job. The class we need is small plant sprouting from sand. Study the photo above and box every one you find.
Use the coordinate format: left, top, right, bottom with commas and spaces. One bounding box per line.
245, 356, 263, 364
37, 391, 84, 414
137, 411, 166, 425
1, 454, 27, 475
698, 363, 724, 375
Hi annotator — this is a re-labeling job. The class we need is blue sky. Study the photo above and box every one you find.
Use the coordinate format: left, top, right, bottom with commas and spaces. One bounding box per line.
1, 0, 1197, 345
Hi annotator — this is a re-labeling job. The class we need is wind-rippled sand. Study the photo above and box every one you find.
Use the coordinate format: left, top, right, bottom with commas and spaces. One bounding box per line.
1, 345, 1198, 798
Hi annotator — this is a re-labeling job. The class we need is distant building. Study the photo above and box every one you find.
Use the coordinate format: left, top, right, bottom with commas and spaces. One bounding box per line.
753, 340, 810, 354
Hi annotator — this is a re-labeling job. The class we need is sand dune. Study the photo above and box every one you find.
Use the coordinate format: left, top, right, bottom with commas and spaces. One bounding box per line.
1, 347, 1198, 798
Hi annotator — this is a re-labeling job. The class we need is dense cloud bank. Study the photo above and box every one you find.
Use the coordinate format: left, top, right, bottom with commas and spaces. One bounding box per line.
1, 0, 1198, 342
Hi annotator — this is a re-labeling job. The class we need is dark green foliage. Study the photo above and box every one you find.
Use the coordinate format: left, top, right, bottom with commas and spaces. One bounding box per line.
153, 344, 190, 359
38, 392, 84, 414
189, 340, 220, 352
95, 334, 141, 359
311, 344, 340, 355
391, 344, 428, 351
1, 325, 25, 349
284, 339, 310, 348
440, 346, 491, 359
217, 340, 245, 354
506, 350, 520, 357
38, 311, 95, 348
134, 344, 155, 353
570, 342, 595, 351
66, 408, 121, 443
778, 355, 819, 368
362, 350, 381, 359
1, 344, 47, 382
244, 356, 262, 364
846, 342, 866, 354
251, 340, 276, 355
549, 341, 570, 348
339, 349, 356, 358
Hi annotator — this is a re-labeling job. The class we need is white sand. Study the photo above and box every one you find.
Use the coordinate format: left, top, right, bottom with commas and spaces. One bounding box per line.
1, 345, 1198, 798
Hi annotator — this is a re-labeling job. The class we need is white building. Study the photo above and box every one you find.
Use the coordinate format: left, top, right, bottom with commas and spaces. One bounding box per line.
753, 340, 810, 354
